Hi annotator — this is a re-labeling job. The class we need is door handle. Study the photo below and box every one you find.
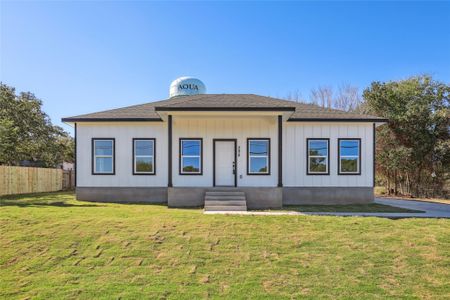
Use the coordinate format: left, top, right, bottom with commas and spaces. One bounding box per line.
232, 162, 236, 174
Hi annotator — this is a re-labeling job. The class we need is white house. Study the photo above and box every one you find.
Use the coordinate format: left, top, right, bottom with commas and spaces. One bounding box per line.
62, 77, 387, 210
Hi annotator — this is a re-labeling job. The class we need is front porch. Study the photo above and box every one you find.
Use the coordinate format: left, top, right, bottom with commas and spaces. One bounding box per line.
167, 186, 283, 210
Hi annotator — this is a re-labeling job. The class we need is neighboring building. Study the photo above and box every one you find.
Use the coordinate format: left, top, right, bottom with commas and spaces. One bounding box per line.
62, 77, 387, 210
58, 162, 74, 170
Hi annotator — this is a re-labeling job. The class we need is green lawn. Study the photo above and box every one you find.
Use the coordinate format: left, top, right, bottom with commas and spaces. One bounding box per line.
1, 192, 449, 299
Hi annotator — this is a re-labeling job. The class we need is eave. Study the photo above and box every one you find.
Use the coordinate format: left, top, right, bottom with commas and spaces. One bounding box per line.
287, 118, 389, 122
154, 107, 296, 112
61, 117, 163, 122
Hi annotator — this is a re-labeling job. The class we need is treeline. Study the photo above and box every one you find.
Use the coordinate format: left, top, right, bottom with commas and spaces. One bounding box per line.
285, 83, 363, 112
365, 76, 449, 198
285, 75, 449, 198
0, 83, 74, 167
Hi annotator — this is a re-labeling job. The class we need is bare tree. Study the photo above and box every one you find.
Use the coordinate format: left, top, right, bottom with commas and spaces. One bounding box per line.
308, 84, 362, 111
285, 91, 292, 101
283, 89, 304, 103
334, 83, 361, 111
310, 85, 333, 108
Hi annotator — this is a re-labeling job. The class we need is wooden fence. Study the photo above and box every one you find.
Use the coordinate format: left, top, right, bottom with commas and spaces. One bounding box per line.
62, 169, 75, 191
0, 166, 75, 196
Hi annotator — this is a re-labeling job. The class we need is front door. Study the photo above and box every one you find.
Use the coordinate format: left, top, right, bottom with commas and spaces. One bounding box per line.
213, 139, 236, 186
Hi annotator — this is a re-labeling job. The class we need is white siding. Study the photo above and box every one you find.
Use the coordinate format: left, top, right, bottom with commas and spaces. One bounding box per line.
76, 119, 373, 188
77, 123, 167, 187
172, 116, 278, 187
283, 122, 374, 187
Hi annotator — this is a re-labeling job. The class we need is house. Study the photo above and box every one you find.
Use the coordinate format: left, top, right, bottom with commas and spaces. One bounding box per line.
62, 77, 387, 210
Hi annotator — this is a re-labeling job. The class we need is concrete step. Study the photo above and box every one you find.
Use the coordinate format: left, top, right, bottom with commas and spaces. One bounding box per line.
205, 200, 247, 206
204, 205, 247, 211
204, 190, 247, 212
205, 191, 245, 197
204, 195, 246, 201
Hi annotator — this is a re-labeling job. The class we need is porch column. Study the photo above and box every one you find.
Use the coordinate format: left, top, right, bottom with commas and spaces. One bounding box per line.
168, 115, 173, 187
373, 122, 376, 187
74, 123, 77, 188
278, 115, 283, 187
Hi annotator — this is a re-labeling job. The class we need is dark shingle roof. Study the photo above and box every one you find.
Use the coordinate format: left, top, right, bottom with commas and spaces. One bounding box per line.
62, 94, 386, 122
155, 94, 296, 110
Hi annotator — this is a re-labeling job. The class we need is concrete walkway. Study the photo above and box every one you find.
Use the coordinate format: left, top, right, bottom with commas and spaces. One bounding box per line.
204, 198, 450, 219
372, 197, 450, 218
204, 211, 308, 216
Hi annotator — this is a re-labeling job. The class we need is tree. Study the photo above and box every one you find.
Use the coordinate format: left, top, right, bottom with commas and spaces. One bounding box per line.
363, 75, 450, 197
284, 89, 303, 102
0, 83, 74, 167
308, 84, 363, 111
334, 83, 362, 111
310, 85, 333, 108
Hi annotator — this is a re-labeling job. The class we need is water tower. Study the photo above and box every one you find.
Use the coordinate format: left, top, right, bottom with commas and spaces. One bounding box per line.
169, 77, 206, 98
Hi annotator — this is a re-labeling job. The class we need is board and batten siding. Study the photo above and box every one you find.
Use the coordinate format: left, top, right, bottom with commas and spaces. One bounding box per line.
77, 122, 168, 187
283, 122, 374, 187
172, 116, 278, 187
76, 119, 373, 188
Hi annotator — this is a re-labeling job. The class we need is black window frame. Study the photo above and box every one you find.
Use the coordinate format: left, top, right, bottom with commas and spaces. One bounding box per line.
306, 138, 330, 175
247, 138, 271, 175
132, 138, 156, 175
338, 138, 362, 175
179, 138, 203, 175
92, 138, 115, 175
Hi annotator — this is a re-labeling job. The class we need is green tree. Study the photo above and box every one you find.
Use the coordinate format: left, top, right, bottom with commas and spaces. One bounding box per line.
0, 83, 74, 167
363, 75, 450, 197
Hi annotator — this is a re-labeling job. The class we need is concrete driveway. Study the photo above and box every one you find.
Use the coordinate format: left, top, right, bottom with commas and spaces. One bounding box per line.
304, 198, 450, 219
374, 198, 450, 218
205, 198, 450, 218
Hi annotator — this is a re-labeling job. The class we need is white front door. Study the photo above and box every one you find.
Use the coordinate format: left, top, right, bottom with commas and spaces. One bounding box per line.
214, 141, 235, 186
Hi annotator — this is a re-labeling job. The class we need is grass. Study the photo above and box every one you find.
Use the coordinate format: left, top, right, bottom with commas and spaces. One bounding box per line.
281, 203, 423, 213
1, 192, 449, 299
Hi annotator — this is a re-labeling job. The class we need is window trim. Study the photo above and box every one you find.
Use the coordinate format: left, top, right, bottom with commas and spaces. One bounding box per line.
306, 138, 330, 175
247, 138, 271, 175
92, 138, 115, 175
132, 138, 156, 175
338, 138, 361, 175
179, 138, 203, 175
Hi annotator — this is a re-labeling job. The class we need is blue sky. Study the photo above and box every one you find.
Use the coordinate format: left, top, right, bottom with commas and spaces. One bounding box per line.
1, 1, 449, 135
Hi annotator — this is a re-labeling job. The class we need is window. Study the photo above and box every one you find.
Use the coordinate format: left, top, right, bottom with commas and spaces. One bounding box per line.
92, 138, 115, 175
338, 139, 361, 175
180, 139, 202, 175
307, 138, 329, 175
133, 139, 155, 175
247, 139, 270, 175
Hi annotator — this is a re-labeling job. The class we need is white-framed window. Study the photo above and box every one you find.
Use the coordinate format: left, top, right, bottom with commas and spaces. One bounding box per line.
92, 138, 114, 175
247, 138, 270, 175
180, 138, 202, 175
307, 138, 329, 175
133, 139, 155, 175
338, 139, 361, 175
